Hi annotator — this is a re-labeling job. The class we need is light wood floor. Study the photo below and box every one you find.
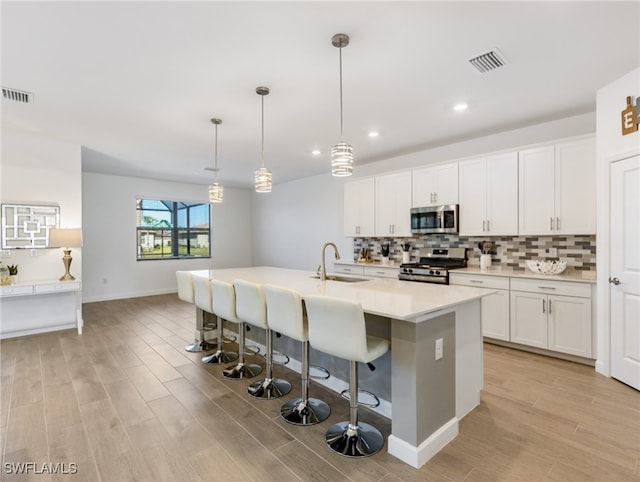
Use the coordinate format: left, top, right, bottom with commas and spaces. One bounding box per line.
1, 294, 638, 481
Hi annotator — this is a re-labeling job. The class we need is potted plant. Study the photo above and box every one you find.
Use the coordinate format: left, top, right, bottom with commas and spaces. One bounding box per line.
7, 264, 18, 283
380, 243, 390, 265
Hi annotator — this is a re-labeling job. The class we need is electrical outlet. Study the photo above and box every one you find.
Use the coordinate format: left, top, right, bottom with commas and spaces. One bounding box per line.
30, 249, 38, 257
0, 250, 10, 257
548, 247, 558, 258
435, 338, 443, 360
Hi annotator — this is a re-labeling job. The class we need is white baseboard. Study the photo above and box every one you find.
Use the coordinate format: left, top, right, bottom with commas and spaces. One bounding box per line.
387, 417, 458, 468
0, 322, 76, 340
82, 288, 177, 303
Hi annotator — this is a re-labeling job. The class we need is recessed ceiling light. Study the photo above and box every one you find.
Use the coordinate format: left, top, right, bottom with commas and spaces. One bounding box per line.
368, 131, 379, 138
311, 149, 321, 155
454, 103, 468, 112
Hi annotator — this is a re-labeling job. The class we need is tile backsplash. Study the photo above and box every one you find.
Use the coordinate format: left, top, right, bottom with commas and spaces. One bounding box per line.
353, 234, 596, 271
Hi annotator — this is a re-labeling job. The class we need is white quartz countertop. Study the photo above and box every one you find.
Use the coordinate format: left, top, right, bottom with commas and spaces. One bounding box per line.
190, 266, 492, 322
454, 266, 596, 284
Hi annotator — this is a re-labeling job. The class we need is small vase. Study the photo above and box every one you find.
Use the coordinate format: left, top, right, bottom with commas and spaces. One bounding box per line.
381, 256, 389, 266
480, 254, 492, 270
10, 275, 17, 285
402, 251, 410, 264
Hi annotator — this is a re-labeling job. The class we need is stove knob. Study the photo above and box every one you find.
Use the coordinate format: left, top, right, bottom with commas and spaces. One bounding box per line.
429, 270, 434, 275
435, 270, 441, 275
408, 268, 413, 274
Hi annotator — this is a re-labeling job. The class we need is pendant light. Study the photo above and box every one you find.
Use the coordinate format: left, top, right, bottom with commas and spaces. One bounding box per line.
331, 33, 353, 177
208, 118, 224, 203
255, 86, 272, 193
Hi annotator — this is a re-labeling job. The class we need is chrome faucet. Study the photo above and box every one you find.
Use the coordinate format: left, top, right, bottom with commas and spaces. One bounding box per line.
320, 242, 341, 281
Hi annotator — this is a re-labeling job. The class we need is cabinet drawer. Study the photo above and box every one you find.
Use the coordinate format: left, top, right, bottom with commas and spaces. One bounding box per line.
363, 266, 399, 279
334, 265, 365, 276
0, 285, 34, 296
35, 281, 81, 294
510, 278, 590, 298
449, 273, 509, 290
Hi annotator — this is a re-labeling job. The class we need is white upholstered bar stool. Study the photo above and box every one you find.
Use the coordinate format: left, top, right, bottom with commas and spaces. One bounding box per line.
178, 271, 215, 353
264, 284, 330, 425
304, 295, 390, 458
233, 279, 291, 399
220, 280, 262, 380
201, 279, 240, 365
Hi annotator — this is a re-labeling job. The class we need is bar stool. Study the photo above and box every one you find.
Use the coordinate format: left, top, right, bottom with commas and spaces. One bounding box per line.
264, 284, 330, 425
220, 280, 262, 380
233, 279, 291, 399
201, 279, 240, 365
304, 295, 390, 458
178, 271, 215, 353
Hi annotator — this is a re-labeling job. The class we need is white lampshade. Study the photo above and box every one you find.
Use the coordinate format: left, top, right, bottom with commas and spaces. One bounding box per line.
49, 228, 82, 248
331, 142, 354, 177
209, 182, 224, 203
255, 167, 272, 193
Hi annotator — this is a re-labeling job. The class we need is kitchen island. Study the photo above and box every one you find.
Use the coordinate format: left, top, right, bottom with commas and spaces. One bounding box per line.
190, 266, 492, 468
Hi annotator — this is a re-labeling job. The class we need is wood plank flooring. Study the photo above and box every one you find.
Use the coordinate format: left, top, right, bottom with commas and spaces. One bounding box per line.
1, 293, 638, 481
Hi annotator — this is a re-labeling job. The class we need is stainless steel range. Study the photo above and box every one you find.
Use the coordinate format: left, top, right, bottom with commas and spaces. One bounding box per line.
399, 247, 467, 284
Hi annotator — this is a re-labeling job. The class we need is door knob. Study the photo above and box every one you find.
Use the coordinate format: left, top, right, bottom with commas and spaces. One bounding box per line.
608, 277, 621, 285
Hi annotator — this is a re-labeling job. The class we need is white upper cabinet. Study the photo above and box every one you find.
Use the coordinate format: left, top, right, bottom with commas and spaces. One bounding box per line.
375, 171, 412, 237
459, 152, 518, 236
518, 136, 595, 235
412, 162, 458, 207
554, 137, 596, 234
344, 178, 375, 237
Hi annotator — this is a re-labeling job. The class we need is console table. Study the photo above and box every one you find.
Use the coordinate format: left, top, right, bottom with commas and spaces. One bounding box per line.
0, 279, 83, 339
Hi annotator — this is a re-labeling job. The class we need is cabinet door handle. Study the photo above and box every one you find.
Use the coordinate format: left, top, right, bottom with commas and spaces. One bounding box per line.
542, 299, 546, 313
549, 300, 552, 314
609, 277, 621, 285
470, 280, 484, 284
538, 286, 556, 290
486, 219, 490, 232
482, 220, 486, 232
550, 217, 554, 231
434, 192, 437, 203
430, 192, 434, 203
556, 217, 560, 231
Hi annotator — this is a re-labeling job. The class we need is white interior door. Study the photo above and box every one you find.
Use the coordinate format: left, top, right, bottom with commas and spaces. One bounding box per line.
610, 155, 640, 391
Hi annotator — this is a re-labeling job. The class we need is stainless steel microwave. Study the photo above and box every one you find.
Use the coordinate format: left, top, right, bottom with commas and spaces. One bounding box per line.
410, 204, 459, 234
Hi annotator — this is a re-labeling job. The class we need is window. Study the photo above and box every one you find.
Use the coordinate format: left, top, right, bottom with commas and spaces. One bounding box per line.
136, 198, 210, 260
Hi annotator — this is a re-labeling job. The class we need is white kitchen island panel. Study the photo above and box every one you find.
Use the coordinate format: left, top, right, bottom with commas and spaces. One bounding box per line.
190, 266, 491, 468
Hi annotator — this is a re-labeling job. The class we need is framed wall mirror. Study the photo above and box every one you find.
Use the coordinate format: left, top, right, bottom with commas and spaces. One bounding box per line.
1, 204, 60, 249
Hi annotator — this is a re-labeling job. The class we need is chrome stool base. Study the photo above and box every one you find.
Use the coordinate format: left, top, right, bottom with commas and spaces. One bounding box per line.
222, 362, 262, 380
202, 350, 238, 365
325, 421, 384, 458
248, 377, 292, 399
185, 339, 216, 353
280, 397, 330, 426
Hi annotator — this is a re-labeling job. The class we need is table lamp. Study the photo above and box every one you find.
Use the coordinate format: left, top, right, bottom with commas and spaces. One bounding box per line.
49, 228, 82, 281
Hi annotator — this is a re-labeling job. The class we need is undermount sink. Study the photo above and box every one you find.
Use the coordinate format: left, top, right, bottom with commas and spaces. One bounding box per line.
310, 274, 368, 283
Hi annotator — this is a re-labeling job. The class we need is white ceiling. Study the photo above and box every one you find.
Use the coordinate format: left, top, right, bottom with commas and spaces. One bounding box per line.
2, 1, 639, 189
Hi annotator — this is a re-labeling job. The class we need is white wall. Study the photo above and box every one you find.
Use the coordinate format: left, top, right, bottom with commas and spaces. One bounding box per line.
595, 67, 640, 376
0, 128, 82, 281
251, 172, 349, 271
251, 113, 596, 269
82, 172, 252, 302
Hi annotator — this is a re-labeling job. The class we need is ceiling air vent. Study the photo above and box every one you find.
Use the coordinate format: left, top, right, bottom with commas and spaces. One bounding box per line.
468, 49, 508, 74
2, 87, 32, 103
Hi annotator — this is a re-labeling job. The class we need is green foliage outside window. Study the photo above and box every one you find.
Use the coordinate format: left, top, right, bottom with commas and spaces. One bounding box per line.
136, 198, 210, 260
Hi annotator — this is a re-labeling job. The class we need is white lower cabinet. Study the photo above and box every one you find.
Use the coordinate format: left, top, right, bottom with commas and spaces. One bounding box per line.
451, 272, 593, 359
449, 273, 510, 341
333, 264, 364, 276
334, 263, 399, 279
510, 278, 592, 358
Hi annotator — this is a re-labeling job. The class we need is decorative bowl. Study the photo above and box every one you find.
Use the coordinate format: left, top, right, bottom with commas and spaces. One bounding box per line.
526, 260, 567, 275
